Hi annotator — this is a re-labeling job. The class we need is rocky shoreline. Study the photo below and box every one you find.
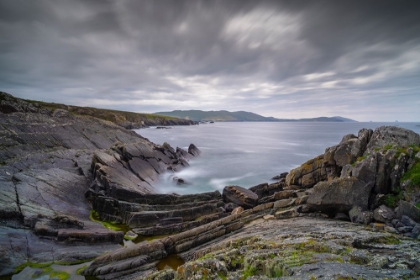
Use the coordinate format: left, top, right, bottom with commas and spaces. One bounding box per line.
1, 92, 420, 279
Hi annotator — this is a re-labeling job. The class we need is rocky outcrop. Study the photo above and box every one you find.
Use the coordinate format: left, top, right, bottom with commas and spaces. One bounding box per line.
306, 177, 373, 214
166, 217, 420, 280
282, 126, 420, 239
86, 141, 199, 203
82, 203, 275, 279
2, 92, 420, 279
0, 92, 200, 276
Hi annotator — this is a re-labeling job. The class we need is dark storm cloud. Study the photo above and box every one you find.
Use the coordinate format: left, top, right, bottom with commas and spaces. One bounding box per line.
0, 0, 419, 121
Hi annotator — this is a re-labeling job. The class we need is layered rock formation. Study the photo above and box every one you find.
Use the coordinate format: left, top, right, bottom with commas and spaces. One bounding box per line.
2, 92, 420, 279
0, 92, 199, 276
82, 126, 420, 279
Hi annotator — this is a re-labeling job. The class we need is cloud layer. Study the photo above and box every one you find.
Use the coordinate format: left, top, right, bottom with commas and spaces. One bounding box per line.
1, 0, 420, 121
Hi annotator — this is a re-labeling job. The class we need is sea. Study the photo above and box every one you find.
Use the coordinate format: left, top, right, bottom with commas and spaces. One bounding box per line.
134, 122, 420, 195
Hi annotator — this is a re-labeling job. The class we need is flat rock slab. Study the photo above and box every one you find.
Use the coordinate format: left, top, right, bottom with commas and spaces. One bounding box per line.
174, 217, 420, 280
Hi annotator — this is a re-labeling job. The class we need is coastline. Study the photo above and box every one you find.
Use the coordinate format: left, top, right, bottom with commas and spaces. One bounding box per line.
1, 92, 420, 279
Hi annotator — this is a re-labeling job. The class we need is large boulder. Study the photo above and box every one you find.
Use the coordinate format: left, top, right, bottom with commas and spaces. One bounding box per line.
349, 206, 374, 225
307, 177, 374, 214
366, 126, 420, 153
323, 128, 373, 180
222, 186, 258, 209
285, 155, 325, 189
373, 205, 395, 223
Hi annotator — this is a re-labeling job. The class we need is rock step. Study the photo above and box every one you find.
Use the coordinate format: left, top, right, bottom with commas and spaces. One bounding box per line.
83, 203, 275, 278
127, 202, 223, 228
133, 212, 229, 236
118, 199, 224, 213
129, 190, 222, 205
57, 228, 124, 243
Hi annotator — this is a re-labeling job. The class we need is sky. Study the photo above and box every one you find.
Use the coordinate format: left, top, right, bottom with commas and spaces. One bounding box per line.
1, 1, 420, 122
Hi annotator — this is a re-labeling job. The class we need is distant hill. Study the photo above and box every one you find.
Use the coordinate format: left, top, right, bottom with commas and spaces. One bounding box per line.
154, 110, 278, 122
0, 92, 196, 129
154, 110, 357, 122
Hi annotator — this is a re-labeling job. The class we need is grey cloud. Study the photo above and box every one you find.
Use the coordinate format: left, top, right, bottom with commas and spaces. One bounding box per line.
0, 0, 420, 121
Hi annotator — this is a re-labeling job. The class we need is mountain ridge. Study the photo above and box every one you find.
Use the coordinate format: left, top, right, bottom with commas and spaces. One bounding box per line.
154, 110, 357, 122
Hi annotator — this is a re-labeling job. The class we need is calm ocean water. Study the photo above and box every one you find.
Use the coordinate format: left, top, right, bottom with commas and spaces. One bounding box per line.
134, 122, 420, 195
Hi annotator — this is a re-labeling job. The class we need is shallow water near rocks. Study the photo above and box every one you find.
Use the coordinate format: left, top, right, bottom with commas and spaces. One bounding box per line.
157, 254, 185, 271
10, 262, 98, 280
135, 122, 420, 195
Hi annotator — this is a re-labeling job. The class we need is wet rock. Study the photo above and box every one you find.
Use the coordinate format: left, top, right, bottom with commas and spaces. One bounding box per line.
173, 177, 189, 185
222, 185, 258, 209
188, 143, 201, 156
125, 230, 138, 240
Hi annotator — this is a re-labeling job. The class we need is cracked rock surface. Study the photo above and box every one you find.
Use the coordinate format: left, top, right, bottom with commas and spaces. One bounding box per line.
0, 92, 196, 276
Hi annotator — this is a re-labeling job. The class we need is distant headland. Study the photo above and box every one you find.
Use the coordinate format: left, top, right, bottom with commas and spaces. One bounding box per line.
155, 110, 357, 123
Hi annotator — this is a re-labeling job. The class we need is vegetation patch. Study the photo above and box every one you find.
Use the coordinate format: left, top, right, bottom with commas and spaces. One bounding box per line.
384, 193, 403, 208
76, 265, 88, 275
384, 144, 394, 151
90, 210, 130, 233
402, 161, 420, 187
370, 235, 401, 245
13, 263, 72, 280
47, 271, 70, 280
14, 262, 52, 274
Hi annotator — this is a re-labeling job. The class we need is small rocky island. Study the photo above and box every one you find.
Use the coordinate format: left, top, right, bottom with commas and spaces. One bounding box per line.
1, 92, 419, 279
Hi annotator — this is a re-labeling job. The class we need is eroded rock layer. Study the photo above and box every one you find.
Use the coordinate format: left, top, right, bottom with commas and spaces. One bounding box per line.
83, 126, 420, 279
0, 92, 198, 276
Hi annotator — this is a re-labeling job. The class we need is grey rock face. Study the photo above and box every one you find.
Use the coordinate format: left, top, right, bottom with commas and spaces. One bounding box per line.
0, 92, 201, 275
349, 206, 374, 225
285, 154, 325, 189
366, 126, 420, 153
373, 205, 395, 223
307, 177, 373, 214
187, 143, 201, 156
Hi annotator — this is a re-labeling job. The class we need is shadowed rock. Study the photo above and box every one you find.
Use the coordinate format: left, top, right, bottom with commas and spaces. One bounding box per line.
307, 177, 373, 215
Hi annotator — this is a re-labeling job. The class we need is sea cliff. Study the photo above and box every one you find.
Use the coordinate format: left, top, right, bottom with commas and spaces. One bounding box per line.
1, 92, 419, 279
